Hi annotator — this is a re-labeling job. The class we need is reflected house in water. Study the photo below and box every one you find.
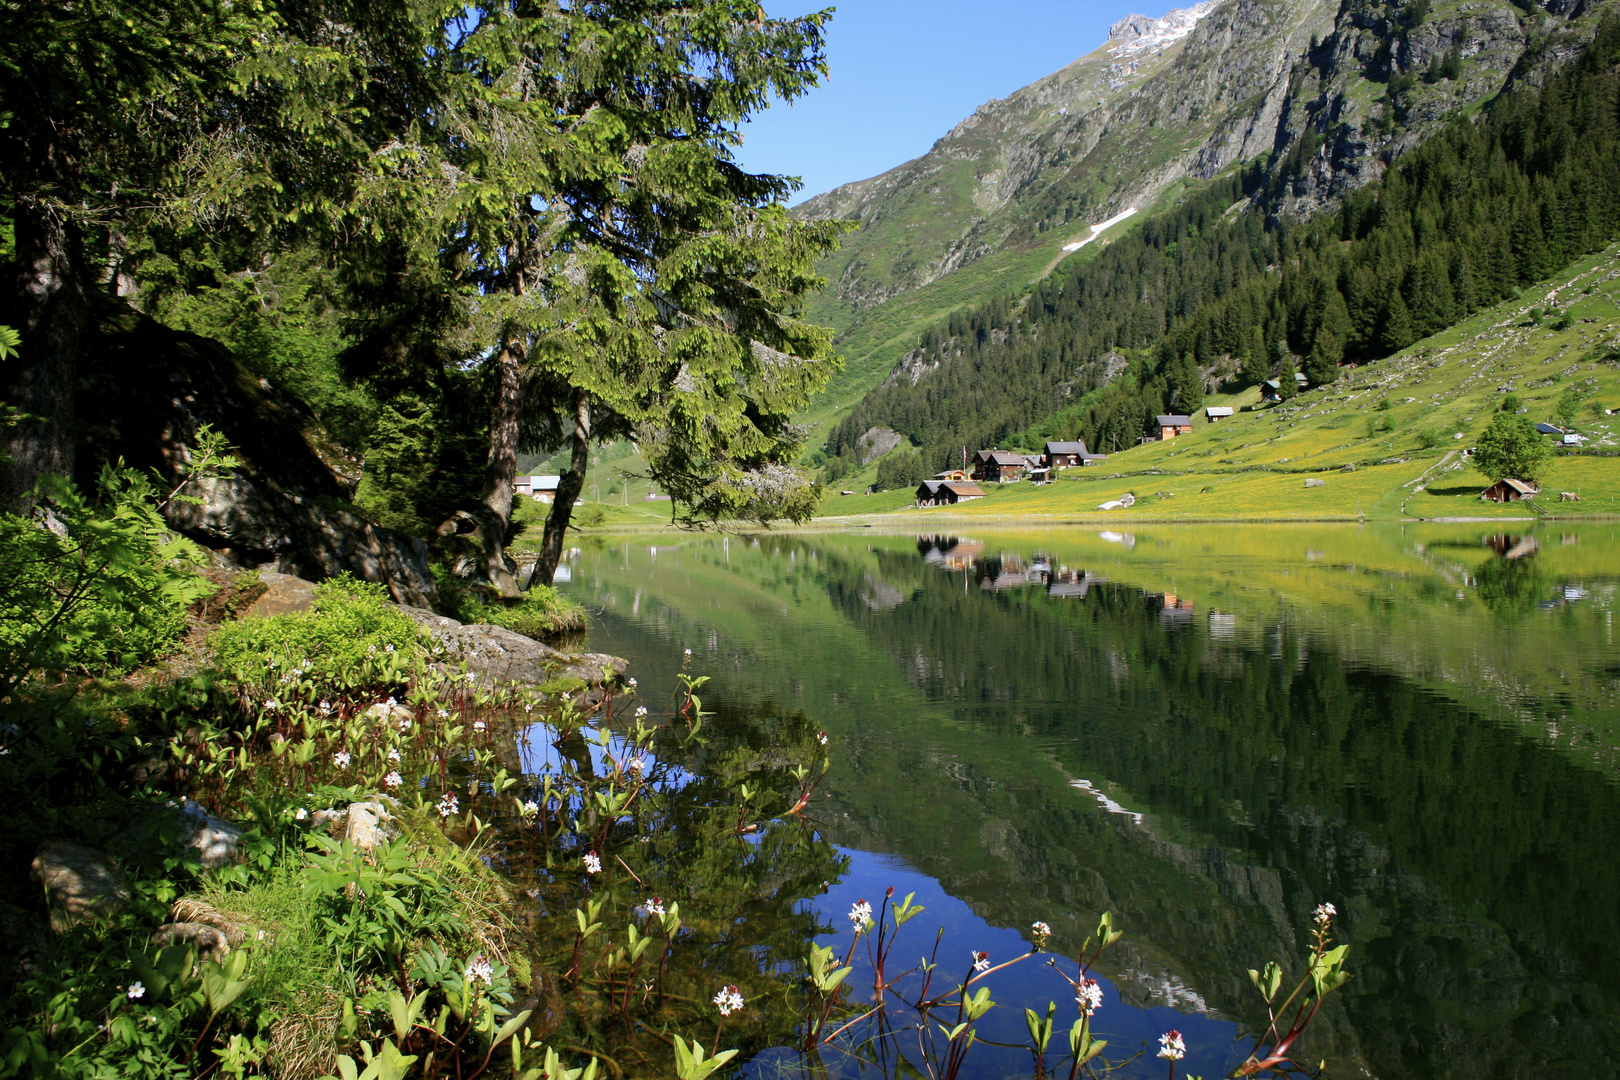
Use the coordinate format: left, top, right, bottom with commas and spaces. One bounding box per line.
1484, 533, 1541, 559
918, 535, 985, 571
914, 480, 987, 508
1156, 591, 1197, 629
1208, 610, 1236, 640
1047, 567, 1104, 598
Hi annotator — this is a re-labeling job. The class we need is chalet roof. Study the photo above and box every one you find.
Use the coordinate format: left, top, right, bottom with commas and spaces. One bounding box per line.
1262, 379, 1281, 390
1045, 440, 1089, 455
1205, 406, 1234, 417
1535, 422, 1564, 435
1294, 372, 1310, 384
517, 475, 561, 490
943, 481, 986, 497
977, 450, 1027, 466
1498, 478, 1540, 495
1155, 415, 1193, 427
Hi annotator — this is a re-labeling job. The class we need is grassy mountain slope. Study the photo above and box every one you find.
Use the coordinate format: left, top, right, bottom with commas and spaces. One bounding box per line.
812, 238, 1620, 521
797, 0, 1619, 460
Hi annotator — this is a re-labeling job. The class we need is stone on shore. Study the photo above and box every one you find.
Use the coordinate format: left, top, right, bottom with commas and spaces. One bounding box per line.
31, 842, 130, 932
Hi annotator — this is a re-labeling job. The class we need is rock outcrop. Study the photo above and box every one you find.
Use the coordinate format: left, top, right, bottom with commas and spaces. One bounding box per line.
402, 607, 627, 689
75, 305, 436, 607
31, 842, 130, 932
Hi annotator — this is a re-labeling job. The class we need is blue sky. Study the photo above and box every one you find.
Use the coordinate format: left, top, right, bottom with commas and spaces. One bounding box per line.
735, 1, 1154, 203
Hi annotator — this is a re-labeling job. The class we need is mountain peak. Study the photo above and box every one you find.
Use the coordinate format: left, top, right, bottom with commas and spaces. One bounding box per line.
1106, 1, 1224, 60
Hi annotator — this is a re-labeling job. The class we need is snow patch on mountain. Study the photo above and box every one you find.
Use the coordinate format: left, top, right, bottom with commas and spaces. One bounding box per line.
1107, 0, 1223, 60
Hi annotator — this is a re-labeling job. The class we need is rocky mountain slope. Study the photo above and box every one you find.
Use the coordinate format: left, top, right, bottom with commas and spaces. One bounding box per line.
796, 0, 1618, 448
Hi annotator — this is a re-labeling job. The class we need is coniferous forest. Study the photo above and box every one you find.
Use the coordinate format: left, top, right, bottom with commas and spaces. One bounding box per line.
827, 16, 1620, 480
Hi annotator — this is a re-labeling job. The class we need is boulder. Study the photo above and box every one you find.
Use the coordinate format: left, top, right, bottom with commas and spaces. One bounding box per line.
1304, 478, 1326, 488
74, 305, 437, 607
244, 571, 318, 618
31, 842, 130, 932
342, 800, 399, 852
150, 922, 231, 959
168, 799, 245, 870
361, 701, 416, 729
170, 898, 248, 949
400, 607, 627, 689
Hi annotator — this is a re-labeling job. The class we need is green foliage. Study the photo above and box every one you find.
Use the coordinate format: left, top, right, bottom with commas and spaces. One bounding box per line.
1473, 413, 1552, 482
874, 445, 932, 492
1501, 392, 1523, 412
1416, 428, 1444, 450
0, 468, 214, 696
208, 575, 420, 686
460, 587, 587, 641
1556, 383, 1588, 427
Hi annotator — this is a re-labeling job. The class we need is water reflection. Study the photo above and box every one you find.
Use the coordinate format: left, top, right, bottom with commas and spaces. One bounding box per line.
562, 524, 1620, 1079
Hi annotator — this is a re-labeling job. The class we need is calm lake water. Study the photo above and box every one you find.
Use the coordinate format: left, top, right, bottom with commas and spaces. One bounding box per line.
558, 523, 1620, 1079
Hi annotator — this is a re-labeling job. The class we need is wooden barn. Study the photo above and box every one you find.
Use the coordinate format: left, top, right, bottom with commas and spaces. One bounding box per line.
1043, 440, 1108, 468
972, 450, 1029, 483
915, 480, 987, 507
1205, 406, 1234, 422
1155, 415, 1194, 441
1481, 478, 1540, 502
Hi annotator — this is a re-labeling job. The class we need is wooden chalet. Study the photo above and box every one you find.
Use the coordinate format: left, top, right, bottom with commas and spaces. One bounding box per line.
933, 469, 971, 482
915, 480, 987, 507
1154, 415, 1194, 441
515, 475, 561, 502
1043, 440, 1108, 468
972, 450, 1029, 483
1205, 406, 1234, 422
1481, 478, 1540, 503
1260, 379, 1282, 402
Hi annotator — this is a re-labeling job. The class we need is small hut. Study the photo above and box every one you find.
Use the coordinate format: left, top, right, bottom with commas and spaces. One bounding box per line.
1480, 478, 1540, 502
1205, 406, 1234, 422
971, 450, 1028, 483
915, 480, 987, 507
1155, 415, 1194, 441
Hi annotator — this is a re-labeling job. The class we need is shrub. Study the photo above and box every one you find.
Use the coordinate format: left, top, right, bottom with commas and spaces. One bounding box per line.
209, 575, 420, 684
1500, 392, 1523, 412
464, 586, 586, 640
1416, 428, 1443, 449
0, 469, 214, 696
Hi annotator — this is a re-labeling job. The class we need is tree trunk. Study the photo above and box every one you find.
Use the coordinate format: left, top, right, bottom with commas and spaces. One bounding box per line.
475, 335, 525, 598
3, 202, 87, 509
532, 391, 591, 587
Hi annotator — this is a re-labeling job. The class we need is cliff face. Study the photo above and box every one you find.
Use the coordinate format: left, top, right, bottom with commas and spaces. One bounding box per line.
796, 0, 1616, 320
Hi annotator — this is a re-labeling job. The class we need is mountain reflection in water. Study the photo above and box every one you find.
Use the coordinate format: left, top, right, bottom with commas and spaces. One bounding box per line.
560, 524, 1620, 1079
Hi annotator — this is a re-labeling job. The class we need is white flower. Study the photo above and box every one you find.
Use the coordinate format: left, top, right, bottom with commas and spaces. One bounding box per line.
267, 658, 277, 668
1313, 902, 1337, 924
626, 677, 638, 688
583, 851, 602, 874
713, 984, 744, 1016
817, 731, 829, 746
1031, 920, 1052, 938
971, 951, 990, 973
383, 771, 402, 790
848, 899, 873, 931
643, 896, 666, 917
523, 702, 534, 714
385, 643, 395, 653
520, 800, 539, 817
317, 700, 332, 716
264, 699, 280, 712
398, 717, 412, 732
437, 709, 449, 720
684, 648, 692, 657
473, 720, 486, 732
627, 755, 646, 774
1157, 1031, 1186, 1061
634, 706, 649, 719
465, 955, 494, 985
437, 793, 459, 818
294, 808, 308, 821
256, 930, 266, 941
1076, 978, 1103, 1016
387, 747, 401, 762
127, 982, 145, 1000
332, 750, 351, 769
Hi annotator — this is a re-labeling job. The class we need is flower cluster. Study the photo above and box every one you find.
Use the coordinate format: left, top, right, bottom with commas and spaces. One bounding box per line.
437, 792, 459, 818
387, 747, 401, 763
1076, 977, 1103, 1016
971, 950, 991, 973
1031, 920, 1052, 940
383, 771, 402, 790
465, 955, 494, 985
642, 896, 666, 918
713, 985, 744, 1016
583, 851, 602, 874
848, 899, 873, 931
1313, 902, 1337, 926
519, 800, 539, 818
332, 750, 351, 770
1157, 1030, 1186, 1061
626, 755, 646, 775
472, 720, 486, 733
816, 731, 829, 746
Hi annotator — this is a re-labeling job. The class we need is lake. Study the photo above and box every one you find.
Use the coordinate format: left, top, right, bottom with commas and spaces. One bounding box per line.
557, 523, 1620, 1079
